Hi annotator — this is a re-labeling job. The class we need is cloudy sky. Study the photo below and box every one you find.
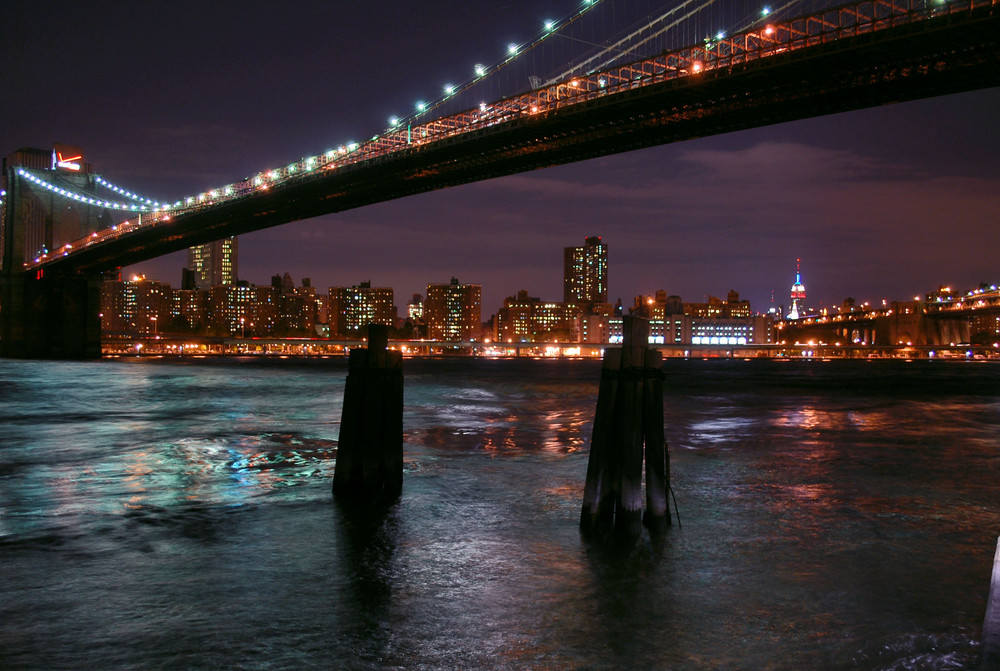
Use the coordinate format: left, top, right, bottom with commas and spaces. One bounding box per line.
4, 0, 998, 316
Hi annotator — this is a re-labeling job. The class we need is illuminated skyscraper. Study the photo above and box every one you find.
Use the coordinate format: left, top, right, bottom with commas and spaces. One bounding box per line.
563, 236, 607, 304
788, 259, 806, 319
187, 237, 237, 289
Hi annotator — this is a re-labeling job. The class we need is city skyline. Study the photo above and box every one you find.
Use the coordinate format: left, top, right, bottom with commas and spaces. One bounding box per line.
3, 1, 998, 315
119, 244, 995, 328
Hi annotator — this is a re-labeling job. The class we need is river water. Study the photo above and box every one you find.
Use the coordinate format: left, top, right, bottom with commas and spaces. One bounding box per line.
1, 356, 998, 670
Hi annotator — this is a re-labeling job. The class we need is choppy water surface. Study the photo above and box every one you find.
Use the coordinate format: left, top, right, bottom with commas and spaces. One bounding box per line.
1, 356, 998, 670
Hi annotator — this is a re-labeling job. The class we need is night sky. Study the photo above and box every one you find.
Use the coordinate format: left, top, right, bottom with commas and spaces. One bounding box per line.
4, 1, 999, 317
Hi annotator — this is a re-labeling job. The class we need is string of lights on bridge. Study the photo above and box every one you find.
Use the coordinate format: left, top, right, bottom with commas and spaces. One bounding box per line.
94, 176, 163, 209
388, 0, 604, 132
17, 169, 152, 212
15, 0, 782, 217
14, 0, 610, 220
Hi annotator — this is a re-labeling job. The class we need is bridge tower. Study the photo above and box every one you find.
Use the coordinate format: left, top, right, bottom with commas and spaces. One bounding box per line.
1, 147, 106, 358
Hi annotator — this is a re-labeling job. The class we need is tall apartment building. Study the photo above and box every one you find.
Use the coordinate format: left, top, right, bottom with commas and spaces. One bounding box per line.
563, 236, 607, 304
269, 273, 316, 335
425, 277, 481, 341
328, 281, 395, 337
187, 237, 238, 290
173, 288, 209, 332
495, 290, 537, 342
210, 283, 257, 336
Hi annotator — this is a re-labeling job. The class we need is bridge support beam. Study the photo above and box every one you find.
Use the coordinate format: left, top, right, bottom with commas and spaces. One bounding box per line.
0, 272, 102, 359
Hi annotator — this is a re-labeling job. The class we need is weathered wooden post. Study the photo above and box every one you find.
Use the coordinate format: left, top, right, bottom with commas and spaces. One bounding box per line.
642, 346, 669, 532
581, 316, 670, 537
333, 324, 404, 505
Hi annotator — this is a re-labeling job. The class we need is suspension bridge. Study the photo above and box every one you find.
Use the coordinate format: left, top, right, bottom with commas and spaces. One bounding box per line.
2, 0, 999, 357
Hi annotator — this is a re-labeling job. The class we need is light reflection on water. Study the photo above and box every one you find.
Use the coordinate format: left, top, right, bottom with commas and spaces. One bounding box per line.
1, 357, 998, 669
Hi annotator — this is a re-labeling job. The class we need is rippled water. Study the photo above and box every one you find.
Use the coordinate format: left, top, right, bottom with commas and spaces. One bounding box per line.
1, 356, 998, 670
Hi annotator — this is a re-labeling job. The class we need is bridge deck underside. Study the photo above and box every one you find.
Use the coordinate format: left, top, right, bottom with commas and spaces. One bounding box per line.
37, 4, 1000, 276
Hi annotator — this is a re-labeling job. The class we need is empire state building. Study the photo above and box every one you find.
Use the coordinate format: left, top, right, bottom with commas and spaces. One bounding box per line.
787, 259, 806, 319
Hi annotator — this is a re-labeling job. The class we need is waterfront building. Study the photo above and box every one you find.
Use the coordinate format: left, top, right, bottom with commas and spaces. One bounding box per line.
533, 302, 579, 341
296, 279, 327, 327
173, 288, 209, 332
210, 283, 257, 336
689, 315, 774, 345
680, 292, 752, 318
634, 290, 684, 319
496, 290, 537, 342
100, 271, 320, 339
425, 277, 481, 341
405, 294, 426, 339
187, 237, 237, 290
328, 281, 395, 337
251, 285, 280, 336
268, 272, 315, 335
579, 313, 609, 344
616, 289, 773, 345
610, 313, 774, 345
724, 290, 752, 318
278, 293, 311, 335
636, 290, 752, 323
563, 236, 607, 304
971, 312, 1000, 344
407, 294, 424, 323
684, 296, 724, 318
495, 290, 584, 342
100, 275, 172, 336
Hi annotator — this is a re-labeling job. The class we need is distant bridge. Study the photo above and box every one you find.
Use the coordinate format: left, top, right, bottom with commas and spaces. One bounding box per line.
780, 285, 1000, 346
3, 0, 999, 357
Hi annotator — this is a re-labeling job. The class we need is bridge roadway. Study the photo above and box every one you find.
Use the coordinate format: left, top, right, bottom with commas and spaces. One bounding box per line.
29, 0, 1000, 276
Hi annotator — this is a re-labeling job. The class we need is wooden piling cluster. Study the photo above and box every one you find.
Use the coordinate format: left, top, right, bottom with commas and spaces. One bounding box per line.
581, 316, 670, 537
332, 325, 404, 505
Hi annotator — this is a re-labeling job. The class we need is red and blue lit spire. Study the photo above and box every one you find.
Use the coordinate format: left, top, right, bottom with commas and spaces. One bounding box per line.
788, 258, 806, 319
